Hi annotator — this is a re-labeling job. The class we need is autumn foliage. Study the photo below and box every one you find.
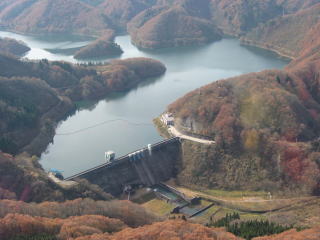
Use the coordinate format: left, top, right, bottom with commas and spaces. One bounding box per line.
242, 2, 320, 58
169, 6, 320, 193
128, 4, 222, 49
0, 37, 30, 56
74, 31, 123, 60
253, 225, 320, 240
73, 220, 241, 240
0, 213, 125, 240
1, 0, 319, 53
1, 1, 320, 239
0, 198, 159, 227
1, 213, 319, 240
0, 54, 165, 154
0, 200, 240, 240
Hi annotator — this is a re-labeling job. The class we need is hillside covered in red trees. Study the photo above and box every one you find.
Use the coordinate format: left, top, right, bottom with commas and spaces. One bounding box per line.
241, 2, 320, 58
127, 2, 222, 49
0, 197, 161, 240
168, 5, 320, 195
1, 1, 320, 239
1, 211, 320, 240
1, 0, 319, 52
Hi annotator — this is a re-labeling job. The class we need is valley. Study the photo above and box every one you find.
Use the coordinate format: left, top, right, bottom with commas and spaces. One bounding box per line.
0, 0, 320, 239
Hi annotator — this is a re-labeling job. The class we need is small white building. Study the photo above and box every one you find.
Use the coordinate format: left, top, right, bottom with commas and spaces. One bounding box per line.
161, 113, 174, 126
105, 151, 115, 163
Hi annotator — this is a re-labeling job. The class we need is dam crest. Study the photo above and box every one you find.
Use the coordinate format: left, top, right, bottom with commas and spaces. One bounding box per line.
65, 137, 182, 196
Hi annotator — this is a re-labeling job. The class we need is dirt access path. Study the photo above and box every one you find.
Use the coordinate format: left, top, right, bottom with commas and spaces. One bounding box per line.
173, 186, 318, 213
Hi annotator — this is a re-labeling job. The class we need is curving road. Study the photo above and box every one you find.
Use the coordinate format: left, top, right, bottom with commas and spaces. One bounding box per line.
168, 126, 215, 145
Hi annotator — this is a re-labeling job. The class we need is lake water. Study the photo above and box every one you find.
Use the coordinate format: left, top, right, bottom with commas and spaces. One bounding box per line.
0, 31, 289, 177
0, 30, 92, 62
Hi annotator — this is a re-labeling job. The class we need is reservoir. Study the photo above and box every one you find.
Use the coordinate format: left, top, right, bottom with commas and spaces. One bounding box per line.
0, 31, 289, 177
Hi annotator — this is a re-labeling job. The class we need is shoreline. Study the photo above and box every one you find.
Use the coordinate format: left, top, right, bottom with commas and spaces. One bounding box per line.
0, 29, 291, 158
240, 39, 296, 61
220, 30, 295, 61
0, 28, 98, 41
1, 27, 295, 63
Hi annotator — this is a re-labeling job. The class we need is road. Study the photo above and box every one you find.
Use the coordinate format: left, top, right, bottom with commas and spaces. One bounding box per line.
173, 186, 318, 213
48, 172, 78, 189
168, 126, 215, 145
174, 186, 319, 213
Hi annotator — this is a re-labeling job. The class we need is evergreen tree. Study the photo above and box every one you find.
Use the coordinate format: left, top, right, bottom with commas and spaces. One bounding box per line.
209, 213, 292, 240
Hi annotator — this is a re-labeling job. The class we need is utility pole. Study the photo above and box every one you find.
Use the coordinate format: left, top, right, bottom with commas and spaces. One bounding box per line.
268, 192, 272, 214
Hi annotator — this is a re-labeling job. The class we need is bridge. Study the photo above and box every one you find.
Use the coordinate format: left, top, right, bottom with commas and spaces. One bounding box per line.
66, 137, 182, 196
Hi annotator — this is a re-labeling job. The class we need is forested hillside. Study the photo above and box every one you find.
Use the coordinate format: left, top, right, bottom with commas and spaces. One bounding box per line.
128, 2, 222, 49
0, 37, 30, 56
0, 0, 109, 35
0, 54, 166, 155
168, 7, 320, 194
241, 3, 320, 58
1, 0, 319, 52
0, 197, 161, 239
0, 153, 112, 202
74, 30, 123, 59
1, 1, 320, 239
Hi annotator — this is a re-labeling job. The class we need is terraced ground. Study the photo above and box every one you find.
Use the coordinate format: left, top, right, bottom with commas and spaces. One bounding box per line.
141, 184, 320, 227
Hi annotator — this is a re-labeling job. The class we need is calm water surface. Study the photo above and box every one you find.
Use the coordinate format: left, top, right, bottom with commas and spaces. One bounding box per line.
0, 31, 288, 177
0, 30, 92, 62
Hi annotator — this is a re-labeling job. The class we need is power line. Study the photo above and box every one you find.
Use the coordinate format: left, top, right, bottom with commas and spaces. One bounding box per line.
56, 118, 153, 136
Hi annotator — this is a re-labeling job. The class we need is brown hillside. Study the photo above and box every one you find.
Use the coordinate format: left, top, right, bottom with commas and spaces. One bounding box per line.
0, 214, 126, 240
241, 3, 320, 58
0, 0, 319, 52
0, 54, 166, 154
253, 225, 320, 240
128, 5, 222, 49
166, 1, 320, 195
0, 215, 240, 240
168, 38, 320, 193
0, 37, 30, 56
0, 0, 110, 35
0, 75, 74, 155
288, 21, 320, 67
0, 198, 159, 227
0, 0, 160, 35
99, 0, 157, 32
0, 153, 112, 202
276, 0, 320, 13
1, 211, 320, 240
74, 31, 123, 60
209, 0, 320, 37
210, 0, 283, 35
75, 220, 241, 240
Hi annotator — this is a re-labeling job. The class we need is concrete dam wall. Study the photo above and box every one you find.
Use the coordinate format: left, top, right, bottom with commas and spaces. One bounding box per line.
66, 137, 181, 196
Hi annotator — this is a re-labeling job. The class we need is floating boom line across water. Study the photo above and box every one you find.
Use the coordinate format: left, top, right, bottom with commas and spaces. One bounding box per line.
56, 119, 153, 136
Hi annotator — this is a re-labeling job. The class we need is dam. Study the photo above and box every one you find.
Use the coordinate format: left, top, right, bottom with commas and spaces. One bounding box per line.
65, 137, 181, 196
